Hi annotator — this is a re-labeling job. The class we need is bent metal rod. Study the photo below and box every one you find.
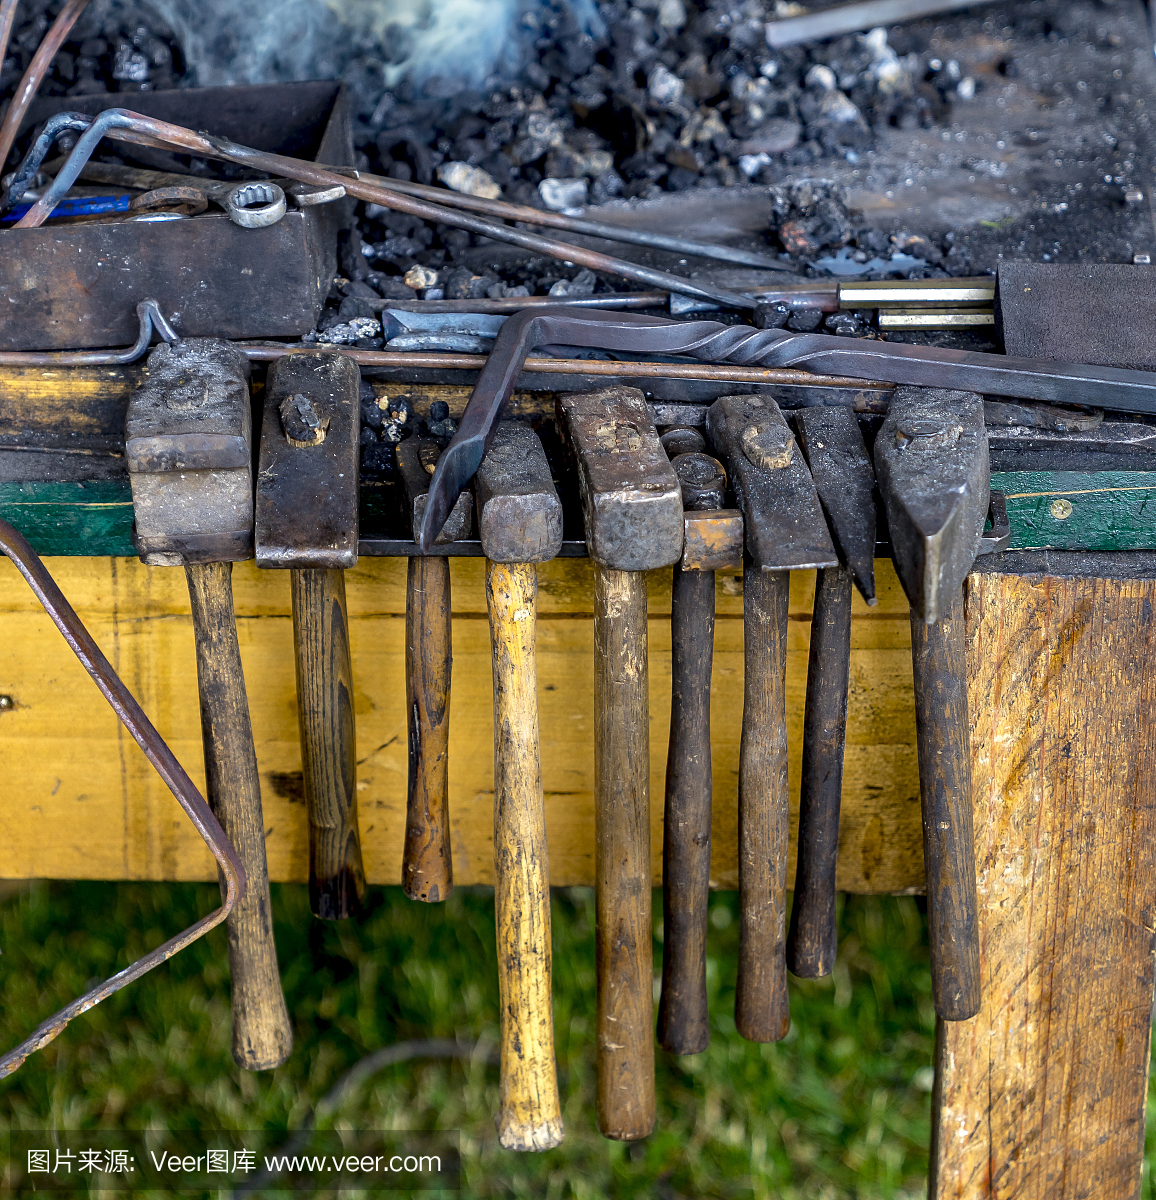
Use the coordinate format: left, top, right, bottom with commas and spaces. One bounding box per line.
0, 520, 245, 1079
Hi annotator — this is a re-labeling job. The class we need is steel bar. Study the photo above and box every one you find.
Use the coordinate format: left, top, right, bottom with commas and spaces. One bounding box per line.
839, 278, 994, 308
371, 292, 671, 313
877, 309, 995, 329
417, 307, 1156, 547
360, 171, 797, 272
0, 519, 245, 1079
0, 1, 20, 96
14, 110, 758, 310
0, 0, 91, 170
765, 0, 1000, 48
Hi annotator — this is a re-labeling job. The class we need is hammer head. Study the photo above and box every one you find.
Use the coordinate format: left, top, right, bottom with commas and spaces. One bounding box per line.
255, 352, 362, 570
705, 394, 837, 571
397, 436, 474, 545
556, 386, 683, 571
125, 338, 253, 566
874, 386, 989, 624
791, 406, 877, 604
475, 422, 563, 564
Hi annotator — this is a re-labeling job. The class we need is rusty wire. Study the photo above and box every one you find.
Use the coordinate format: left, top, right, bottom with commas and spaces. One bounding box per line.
14, 108, 759, 310
0, 520, 245, 1078
0, 0, 91, 171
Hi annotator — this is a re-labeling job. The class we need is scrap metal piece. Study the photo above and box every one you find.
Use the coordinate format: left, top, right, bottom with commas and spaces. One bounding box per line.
765, 0, 999, 48
474, 422, 563, 564
874, 386, 989, 623
706, 395, 837, 571
225, 181, 286, 228
791, 407, 877, 603
398, 436, 473, 544
125, 338, 254, 566
996, 262, 1156, 371
256, 352, 361, 569
557, 386, 683, 571
0, 518, 244, 1079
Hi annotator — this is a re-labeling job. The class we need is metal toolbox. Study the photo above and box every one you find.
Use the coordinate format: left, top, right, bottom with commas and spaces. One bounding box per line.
0, 81, 353, 350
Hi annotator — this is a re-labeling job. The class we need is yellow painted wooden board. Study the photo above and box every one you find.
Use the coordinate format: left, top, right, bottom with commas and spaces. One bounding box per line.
0, 555, 922, 892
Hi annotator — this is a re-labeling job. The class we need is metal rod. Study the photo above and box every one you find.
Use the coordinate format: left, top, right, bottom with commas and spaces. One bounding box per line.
0, 519, 245, 1079
0, 110, 93, 212
0, 1, 20, 90
0, 297, 174, 364
370, 292, 671, 314
360, 171, 798, 273
765, 0, 1000, 48
0, 0, 91, 170
16, 109, 759, 311
838, 278, 994, 308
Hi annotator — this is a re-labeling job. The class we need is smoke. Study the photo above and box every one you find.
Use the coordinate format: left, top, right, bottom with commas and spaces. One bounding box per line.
141, 0, 603, 104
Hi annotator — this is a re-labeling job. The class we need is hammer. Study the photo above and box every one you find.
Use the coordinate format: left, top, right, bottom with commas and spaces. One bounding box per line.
874, 386, 989, 1021
656, 450, 742, 1055
255, 352, 366, 919
126, 338, 292, 1070
396, 434, 473, 902
557, 386, 683, 1141
706, 395, 837, 1042
475, 421, 565, 1151
785, 407, 877, 978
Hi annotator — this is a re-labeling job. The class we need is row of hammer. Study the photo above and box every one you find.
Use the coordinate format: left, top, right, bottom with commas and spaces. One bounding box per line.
123, 332, 996, 1148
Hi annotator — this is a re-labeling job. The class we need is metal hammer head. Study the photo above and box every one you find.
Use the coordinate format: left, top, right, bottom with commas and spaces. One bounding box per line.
475, 422, 563, 564
255, 352, 362, 570
705, 394, 837, 571
874, 386, 989, 624
556, 386, 683, 571
397, 436, 474, 545
791, 406, 877, 604
124, 338, 253, 566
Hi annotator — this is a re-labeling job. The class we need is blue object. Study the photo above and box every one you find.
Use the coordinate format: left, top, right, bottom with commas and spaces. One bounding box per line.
0, 193, 133, 225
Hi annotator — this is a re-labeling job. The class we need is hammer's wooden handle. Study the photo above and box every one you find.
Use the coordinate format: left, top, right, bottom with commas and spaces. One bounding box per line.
786, 564, 852, 978
736, 565, 791, 1043
594, 564, 656, 1141
186, 561, 293, 1070
910, 587, 980, 1021
487, 561, 563, 1151
657, 562, 714, 1055
403, 555, 453, 902
290, 567, 365, 920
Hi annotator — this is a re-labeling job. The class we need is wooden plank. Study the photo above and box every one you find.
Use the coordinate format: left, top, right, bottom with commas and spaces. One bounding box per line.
0, 554, 923, 892
933, 571, 1156, 1200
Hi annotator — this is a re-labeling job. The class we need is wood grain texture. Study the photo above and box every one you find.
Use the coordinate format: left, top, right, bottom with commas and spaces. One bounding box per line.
290, 567, 365, 920
736, 566, 791, 1044
487, 561, 563, 1152
658, 563, 715, 1055
0, 555, 922, 892
404, 555, 453, 903
185, 561, 292, 1071
932, 571, 1156, 1200
787, 564, 851, 979
593, 565, 656, 1141
911, 589, 980, 1022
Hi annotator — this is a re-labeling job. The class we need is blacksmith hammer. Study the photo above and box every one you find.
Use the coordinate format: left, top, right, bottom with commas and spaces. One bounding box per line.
126, 338, 292, 1070
557, 387, 683, 1140
874, 386, 989, 1022
657, 451, 743, 1055
255, 352, 366, 919
706, 395, 838, 1043
396, 435, 473, 902
475, 421, 565, 1151
786, 407, 877, 979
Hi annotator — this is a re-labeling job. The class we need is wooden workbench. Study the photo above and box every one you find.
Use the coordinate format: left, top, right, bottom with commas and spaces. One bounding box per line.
1, 545, 1153, 1198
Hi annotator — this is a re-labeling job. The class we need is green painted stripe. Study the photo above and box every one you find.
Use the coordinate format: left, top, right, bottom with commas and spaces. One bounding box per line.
991, 470, 1156, 551
3, 471, 1156, 557
0, 480, 136, 557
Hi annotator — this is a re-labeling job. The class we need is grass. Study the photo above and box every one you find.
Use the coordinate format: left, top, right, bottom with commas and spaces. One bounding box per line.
0, 881, 988, 1197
